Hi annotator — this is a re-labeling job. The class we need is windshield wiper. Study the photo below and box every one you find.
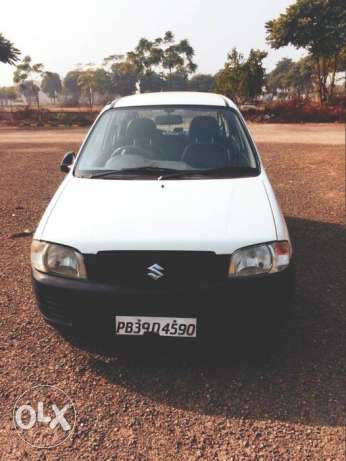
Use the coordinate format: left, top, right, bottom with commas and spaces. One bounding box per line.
85, 166, 258, 179
158, 166, 259, 180
87, 166, 181, 179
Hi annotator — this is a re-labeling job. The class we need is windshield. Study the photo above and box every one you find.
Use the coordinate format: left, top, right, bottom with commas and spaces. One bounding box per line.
75, 105, 259, 178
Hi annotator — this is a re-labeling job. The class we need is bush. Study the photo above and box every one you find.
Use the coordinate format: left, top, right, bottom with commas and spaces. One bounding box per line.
242, 100, 345, 123
62, 97, 80, 107
56, 112, 74, 126
71, 113, 93, 126
0, 108, 97, 127
55, 112, 93, 127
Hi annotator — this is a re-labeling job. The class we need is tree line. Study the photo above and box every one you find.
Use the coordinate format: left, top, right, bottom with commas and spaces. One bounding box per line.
0, 0, 345, 108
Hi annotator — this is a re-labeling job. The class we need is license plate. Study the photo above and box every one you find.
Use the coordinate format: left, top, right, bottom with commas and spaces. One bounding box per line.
115, 316, 197, 338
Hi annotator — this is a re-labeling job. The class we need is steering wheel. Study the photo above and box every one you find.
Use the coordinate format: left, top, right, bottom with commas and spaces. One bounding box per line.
110, 144, 159, 160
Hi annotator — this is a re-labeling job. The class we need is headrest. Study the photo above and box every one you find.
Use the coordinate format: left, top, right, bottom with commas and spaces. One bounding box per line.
189, 116, 220, 143
126, 118, 158, 139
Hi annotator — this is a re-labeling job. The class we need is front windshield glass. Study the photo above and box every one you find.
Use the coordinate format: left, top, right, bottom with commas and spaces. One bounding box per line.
75, 106, 258, 178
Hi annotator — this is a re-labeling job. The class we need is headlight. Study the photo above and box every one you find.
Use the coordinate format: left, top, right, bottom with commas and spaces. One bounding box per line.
31, 240, 87, 279
228, 241, 291, 277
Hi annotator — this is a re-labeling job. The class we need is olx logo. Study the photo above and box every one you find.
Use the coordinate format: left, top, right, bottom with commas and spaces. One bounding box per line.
13, 385, 76, 448
15, 401, 71, 431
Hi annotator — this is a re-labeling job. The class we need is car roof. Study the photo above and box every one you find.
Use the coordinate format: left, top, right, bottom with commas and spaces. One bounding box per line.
111, 92, 239, 111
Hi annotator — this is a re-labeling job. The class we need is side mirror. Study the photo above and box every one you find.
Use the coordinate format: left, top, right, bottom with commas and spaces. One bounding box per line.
60, 151, 76, 173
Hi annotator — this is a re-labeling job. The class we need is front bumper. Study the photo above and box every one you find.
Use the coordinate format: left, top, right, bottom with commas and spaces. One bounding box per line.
32, 264, 295, 337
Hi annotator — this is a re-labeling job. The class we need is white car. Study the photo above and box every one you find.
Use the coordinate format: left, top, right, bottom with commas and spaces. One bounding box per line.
31, 92, 294, 341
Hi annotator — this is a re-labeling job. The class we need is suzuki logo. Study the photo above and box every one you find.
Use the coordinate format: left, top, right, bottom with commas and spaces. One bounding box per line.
147, 263, 165, 280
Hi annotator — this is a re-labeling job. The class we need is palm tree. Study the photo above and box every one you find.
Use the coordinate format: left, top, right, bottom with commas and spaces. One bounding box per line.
0, 33, 20, 64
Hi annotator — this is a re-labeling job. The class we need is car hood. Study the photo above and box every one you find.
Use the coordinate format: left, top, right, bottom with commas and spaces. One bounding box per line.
38, 176, 277, 255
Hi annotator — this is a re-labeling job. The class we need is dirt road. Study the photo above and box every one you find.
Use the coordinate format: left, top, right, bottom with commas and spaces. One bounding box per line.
0, 124, 344, 459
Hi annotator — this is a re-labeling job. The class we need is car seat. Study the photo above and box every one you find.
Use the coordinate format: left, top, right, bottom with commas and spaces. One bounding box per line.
182, 116, 229, 169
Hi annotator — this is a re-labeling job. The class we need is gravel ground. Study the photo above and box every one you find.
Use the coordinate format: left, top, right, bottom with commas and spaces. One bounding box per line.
0, 125, 345, 460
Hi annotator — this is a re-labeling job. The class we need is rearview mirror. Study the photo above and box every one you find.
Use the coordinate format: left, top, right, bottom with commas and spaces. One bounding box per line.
155, 114, 183, 125
60, 151, 76, 173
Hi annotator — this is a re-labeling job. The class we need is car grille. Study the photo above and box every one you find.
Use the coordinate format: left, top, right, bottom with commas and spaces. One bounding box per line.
84, 251, 229, 289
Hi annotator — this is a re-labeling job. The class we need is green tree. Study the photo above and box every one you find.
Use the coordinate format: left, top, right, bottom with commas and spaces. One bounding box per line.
266, 58, 295, 96
63, 70, 82, 105
124, 31, 197, 91
241, 49, 268, 100
189, 74, 215, 92
160, 32, 197, 88
105, 56, 138, 96
267, 57, 315, 100
140, 71, 166, 93
93, 68, 112, 98
126, 38, 162, 78
0, 86, 18, 105
165, 71, 189, 91
215, 48, 243, 103
266, 0, 346, 103
17, 81, 39, 106
77, 69, 98, 109
0, 33, 20, 64
290, 56, 315, 99
13, 55, 44, 108
41, 72, 62, 103
215, 48, 267, 103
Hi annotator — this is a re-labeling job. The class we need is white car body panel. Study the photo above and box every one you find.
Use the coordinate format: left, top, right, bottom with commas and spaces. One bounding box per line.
34, 92, 290, 257
112, 91, 238, 111
36, 175, 277, 255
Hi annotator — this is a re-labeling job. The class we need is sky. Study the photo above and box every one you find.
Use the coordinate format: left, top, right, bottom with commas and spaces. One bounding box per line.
0, 0, 306, 86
